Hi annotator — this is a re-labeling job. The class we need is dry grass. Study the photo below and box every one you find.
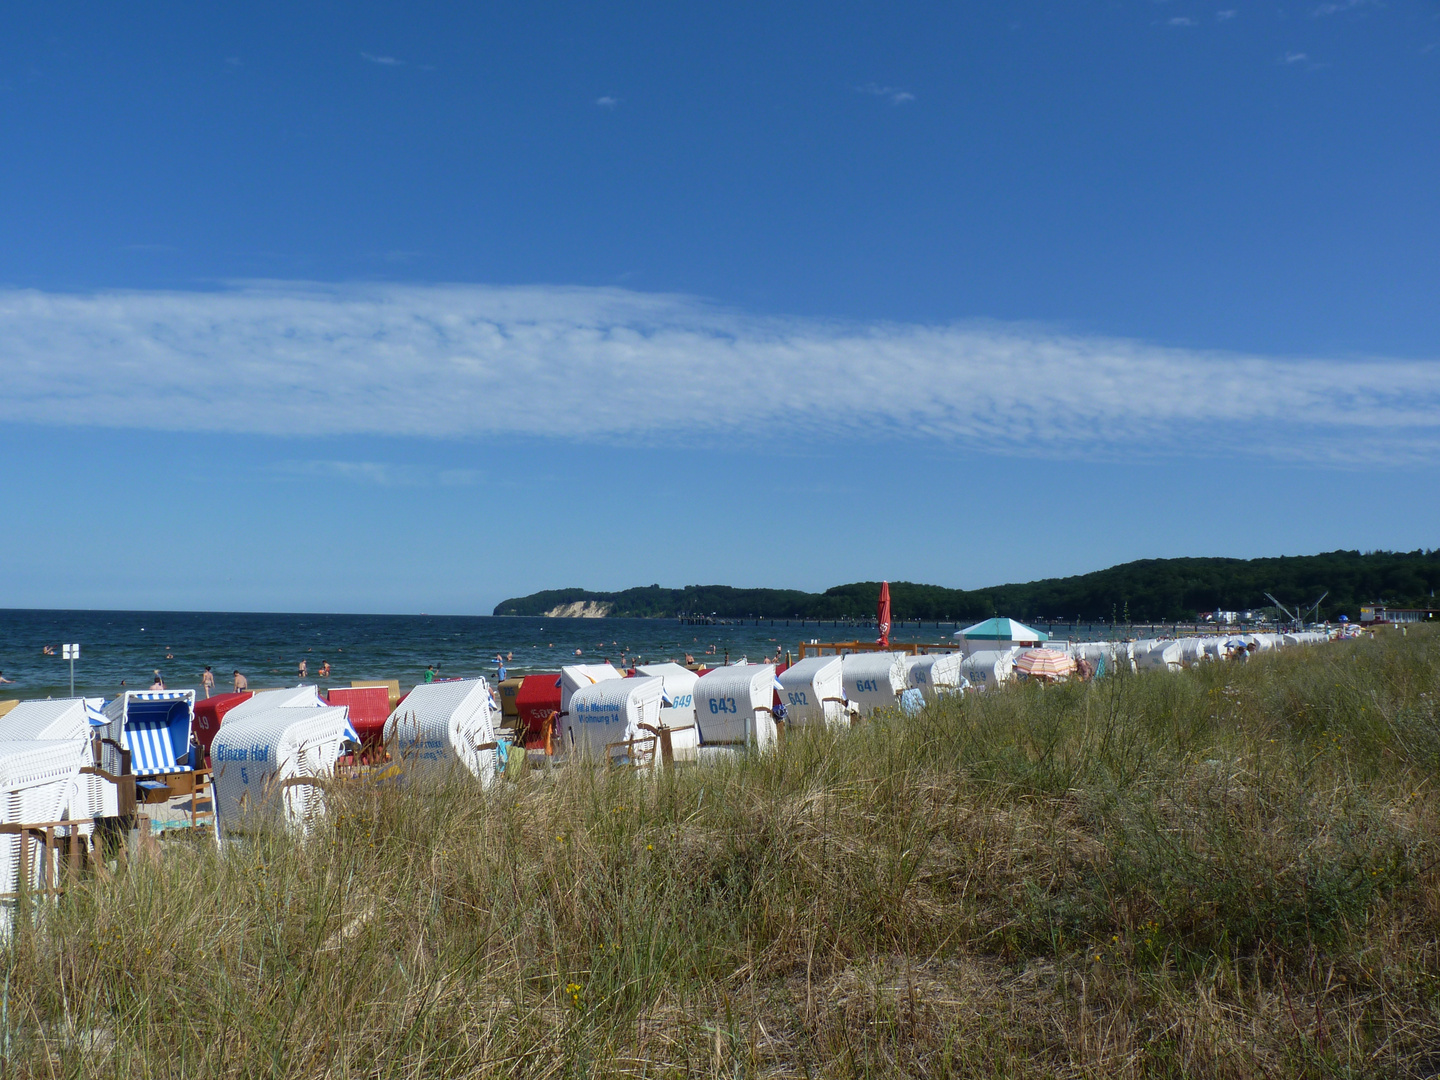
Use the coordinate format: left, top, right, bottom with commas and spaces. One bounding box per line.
5, 628, 1440, 1077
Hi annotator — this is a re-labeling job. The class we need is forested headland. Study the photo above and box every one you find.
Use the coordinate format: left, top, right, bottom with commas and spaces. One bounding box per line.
493, 549, 1440, 622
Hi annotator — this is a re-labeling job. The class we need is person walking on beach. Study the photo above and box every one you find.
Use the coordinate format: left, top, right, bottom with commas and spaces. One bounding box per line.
233, 670, 248, 692
201, 666, 215, 698
425, 665, 437, 683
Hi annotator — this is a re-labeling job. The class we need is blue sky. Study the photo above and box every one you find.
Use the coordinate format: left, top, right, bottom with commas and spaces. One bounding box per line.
1, 1, 1437, 613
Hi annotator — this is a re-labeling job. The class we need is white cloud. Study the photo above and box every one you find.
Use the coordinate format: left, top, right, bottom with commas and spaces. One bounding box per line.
1217, 10, 1237, 20
1169, 16, 1198, 26
1313, 0, 1375, 15
595, 95, 620, 108
858, 83, 915, 105
361, 52, 402, 66
1284, 51, 1310, 63
1, 282, 1437, 466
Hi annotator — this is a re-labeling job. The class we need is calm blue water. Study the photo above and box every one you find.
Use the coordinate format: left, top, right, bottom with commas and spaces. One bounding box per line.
0, 610, 1120, 701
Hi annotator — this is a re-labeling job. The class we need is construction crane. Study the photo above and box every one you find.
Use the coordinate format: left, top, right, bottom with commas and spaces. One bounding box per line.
1264, 591, 1329, 630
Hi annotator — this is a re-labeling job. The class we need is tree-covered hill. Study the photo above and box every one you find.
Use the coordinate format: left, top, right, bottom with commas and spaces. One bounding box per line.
492, 549, 1440, 623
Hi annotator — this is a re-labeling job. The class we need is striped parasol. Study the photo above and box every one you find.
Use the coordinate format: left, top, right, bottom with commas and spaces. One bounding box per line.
1014, 649, 1077, 680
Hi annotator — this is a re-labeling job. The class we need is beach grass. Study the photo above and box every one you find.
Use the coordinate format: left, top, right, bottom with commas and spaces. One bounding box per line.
5, 627, 1440, 1077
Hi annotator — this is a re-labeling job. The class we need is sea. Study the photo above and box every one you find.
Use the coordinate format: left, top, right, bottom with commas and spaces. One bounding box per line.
0, 609, 1131, 701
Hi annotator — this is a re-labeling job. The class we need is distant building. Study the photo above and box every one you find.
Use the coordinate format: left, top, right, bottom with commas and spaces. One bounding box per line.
1360, 606, 1438, 625
1200, 610, 1263, 624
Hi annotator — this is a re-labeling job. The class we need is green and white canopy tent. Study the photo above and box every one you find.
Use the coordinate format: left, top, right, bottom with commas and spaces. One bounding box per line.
953, 617, 1049, 652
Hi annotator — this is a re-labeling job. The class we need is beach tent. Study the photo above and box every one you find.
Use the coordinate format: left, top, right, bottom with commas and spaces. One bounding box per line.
902, 653, 968, 701
960, 650, 1016, 691
776, 656, 849, 729
100, 690, 196, 779
954, 618, 1048, 654
636, 663, 702, 760
383, 678, 500, 784
558, 677, 666, 763
514, 674, 563, 748
211, 705, 351, 838
694, 665, 780, 750
0, 698, 117, 821
192, 692, 254, 755
560, 664, 623, 719
0, 740, 91, 908
840, 653, 907, 715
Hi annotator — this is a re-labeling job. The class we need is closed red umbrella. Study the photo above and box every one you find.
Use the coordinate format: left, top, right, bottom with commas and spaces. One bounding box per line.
877, 580, 891, 648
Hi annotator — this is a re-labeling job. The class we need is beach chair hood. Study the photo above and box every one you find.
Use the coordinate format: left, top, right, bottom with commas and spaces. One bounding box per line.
559, 664, 623, 718
635, 664, 702, 759
776, 656, 847, 729
902, 653, 967, 700
694, 665, 779, 749
840, 653, 907, 715
0, 740, 90, 905
101, 690, 196, 777
211, 705, 350, 838
960, 650, 1015, 690
558, 677, 665, 762
382, 678, 499, 784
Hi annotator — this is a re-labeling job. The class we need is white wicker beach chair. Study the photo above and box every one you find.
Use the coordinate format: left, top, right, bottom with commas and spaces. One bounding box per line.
902, 653, 968, 701
211, 706, 350, 840
635, 663, 702, 761
693, 665, 780, 751
0, 740, 92, 919
776, 656, 850, 730
382, 678, 500, 784
840, 653, 907, 716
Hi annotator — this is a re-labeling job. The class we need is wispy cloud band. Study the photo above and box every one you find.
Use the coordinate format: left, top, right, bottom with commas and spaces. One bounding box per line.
1, 282, 1436, 465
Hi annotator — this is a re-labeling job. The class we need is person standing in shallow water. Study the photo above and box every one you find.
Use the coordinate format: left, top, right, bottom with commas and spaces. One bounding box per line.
298, 658, 308, 679
201, 666, 215, 698
233, 670, 248, 692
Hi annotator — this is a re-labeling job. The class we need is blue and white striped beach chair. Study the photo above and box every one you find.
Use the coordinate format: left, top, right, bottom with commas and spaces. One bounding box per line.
99, 691, 197, 801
